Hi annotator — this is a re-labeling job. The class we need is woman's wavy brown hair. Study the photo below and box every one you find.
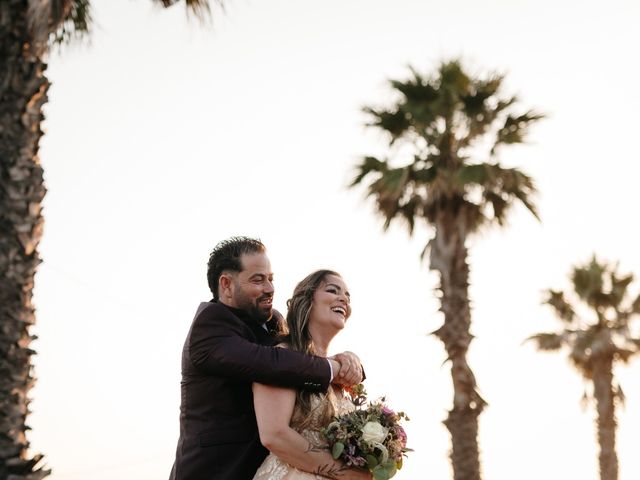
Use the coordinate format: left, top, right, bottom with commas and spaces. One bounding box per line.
280, 269, 342, 428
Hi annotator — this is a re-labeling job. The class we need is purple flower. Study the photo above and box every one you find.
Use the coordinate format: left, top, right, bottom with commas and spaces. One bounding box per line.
393, 425, 407, 446
382, 406, 395, 415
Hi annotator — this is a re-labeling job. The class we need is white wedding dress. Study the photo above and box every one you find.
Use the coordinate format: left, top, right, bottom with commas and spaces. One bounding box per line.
253, 387, 355, 480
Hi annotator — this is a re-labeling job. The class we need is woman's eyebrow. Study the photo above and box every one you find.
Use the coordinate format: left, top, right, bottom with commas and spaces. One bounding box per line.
327, 283, 350, 297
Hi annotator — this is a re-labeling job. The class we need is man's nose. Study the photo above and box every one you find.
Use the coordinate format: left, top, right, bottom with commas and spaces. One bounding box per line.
264, 279, 274, 294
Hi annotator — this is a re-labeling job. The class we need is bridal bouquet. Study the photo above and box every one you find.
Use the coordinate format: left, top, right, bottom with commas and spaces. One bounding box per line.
322, 384, 410, 480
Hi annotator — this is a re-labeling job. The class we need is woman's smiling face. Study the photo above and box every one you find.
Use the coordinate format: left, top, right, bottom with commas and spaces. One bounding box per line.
309, 274, 351, 330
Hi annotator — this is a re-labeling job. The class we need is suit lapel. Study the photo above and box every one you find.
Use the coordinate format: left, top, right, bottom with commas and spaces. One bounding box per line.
247, 320, 277, 346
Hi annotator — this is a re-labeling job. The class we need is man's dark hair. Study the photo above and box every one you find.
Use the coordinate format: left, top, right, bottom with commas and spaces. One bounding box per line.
207, 236, 266, 300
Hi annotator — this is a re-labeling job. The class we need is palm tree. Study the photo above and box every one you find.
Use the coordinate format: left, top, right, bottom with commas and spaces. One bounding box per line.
351, 60, 543, 480
0, 1, 216, 478
529, 256, 640, 480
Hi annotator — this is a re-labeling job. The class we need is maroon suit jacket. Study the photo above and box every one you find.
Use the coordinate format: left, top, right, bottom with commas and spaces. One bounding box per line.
169, 302, 331, 480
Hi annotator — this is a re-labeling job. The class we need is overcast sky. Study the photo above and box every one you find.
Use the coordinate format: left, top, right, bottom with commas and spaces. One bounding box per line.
28, 0, 640, 478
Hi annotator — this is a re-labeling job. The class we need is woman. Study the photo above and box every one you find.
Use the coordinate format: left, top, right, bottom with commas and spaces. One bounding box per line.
252, 270, 371, 480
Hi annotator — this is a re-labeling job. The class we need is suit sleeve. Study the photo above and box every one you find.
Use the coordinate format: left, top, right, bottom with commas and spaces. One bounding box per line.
188, 305, 331, 391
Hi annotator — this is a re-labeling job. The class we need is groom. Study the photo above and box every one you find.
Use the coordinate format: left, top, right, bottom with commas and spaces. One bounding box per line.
169, 237, 363, 480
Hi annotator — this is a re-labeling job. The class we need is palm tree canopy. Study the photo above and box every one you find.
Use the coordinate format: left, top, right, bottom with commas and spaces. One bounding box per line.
529, 256, 640, 378
351, 60, 543, 236
36, 0, 216, 45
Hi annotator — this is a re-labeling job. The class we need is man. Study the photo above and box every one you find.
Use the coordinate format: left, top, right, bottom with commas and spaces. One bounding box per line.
169, 237, 363, 480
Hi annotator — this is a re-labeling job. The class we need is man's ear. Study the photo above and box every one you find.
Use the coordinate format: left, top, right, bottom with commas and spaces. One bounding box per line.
219, 274, 232, 298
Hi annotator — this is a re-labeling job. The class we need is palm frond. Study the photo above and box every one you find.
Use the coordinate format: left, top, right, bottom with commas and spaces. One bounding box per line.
491, 110, 545, 154
544, 290, 577, 324
631, 293, 640, 314
527, 332, 564, 351
580, 386, 593, 409
353, 159, 417, 233
461, 84, 494, 117
484, 192, 508, 225
53, 0, 91, 44
390, 74, 438, 105
615, 383, 626, 407
350, 156, 387, 187
28, 0, 91, 45
437, 60, 470, 95
398, 194, 423, 234
570, 328, 599, 374
351, 154, 441, 234
580, 392, 589, 409
572, 256, 606, 306
569, 352, 592, 379
366, 166, 411, 228
461, 77, 513, 140
420, 238, 433, 262
374, 167, 409, 198
512, 189, 540, 221
455, 163, 489, 185
615, 348, 640, 364
363, 106, 411, 142
153, 0, 217, 20
455, 163, 539, 223
410, 165, 438, 183
610, 271, 634, 308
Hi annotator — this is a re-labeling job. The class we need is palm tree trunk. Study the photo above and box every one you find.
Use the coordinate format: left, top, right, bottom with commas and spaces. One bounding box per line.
0, 2, 50, 478
592, 357, 618, 480
430, 215, 485, 480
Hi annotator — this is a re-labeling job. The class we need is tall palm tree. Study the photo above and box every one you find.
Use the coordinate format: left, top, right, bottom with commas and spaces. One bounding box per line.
351, 60, 543, 480
529, 256, 640, 480
0, 1, 216, 478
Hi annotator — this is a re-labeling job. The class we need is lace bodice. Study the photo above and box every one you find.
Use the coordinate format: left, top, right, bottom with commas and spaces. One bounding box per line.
253, 387, 355, 480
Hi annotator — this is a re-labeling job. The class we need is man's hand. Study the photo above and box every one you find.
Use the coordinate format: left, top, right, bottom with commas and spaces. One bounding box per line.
329, 351, 364, 387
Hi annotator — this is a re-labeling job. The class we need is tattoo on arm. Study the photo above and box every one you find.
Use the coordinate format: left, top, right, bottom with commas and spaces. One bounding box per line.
305, 441, 329, 453
313, 463, 348, 479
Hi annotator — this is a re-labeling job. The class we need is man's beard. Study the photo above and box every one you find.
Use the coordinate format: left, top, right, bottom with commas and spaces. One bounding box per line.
234, 285, 272, 322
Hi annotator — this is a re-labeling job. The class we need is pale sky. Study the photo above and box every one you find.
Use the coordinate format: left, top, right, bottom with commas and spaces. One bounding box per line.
28, 0, 640, 479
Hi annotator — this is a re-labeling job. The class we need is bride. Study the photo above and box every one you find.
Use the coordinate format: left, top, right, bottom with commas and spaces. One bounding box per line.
252, 270, 371, 480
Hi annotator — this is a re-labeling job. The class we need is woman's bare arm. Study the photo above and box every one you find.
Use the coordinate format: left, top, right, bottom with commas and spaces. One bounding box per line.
252, 383, 370, 480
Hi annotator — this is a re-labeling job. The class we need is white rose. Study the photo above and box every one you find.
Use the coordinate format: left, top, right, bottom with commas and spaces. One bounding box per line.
361, 421, 388, 444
